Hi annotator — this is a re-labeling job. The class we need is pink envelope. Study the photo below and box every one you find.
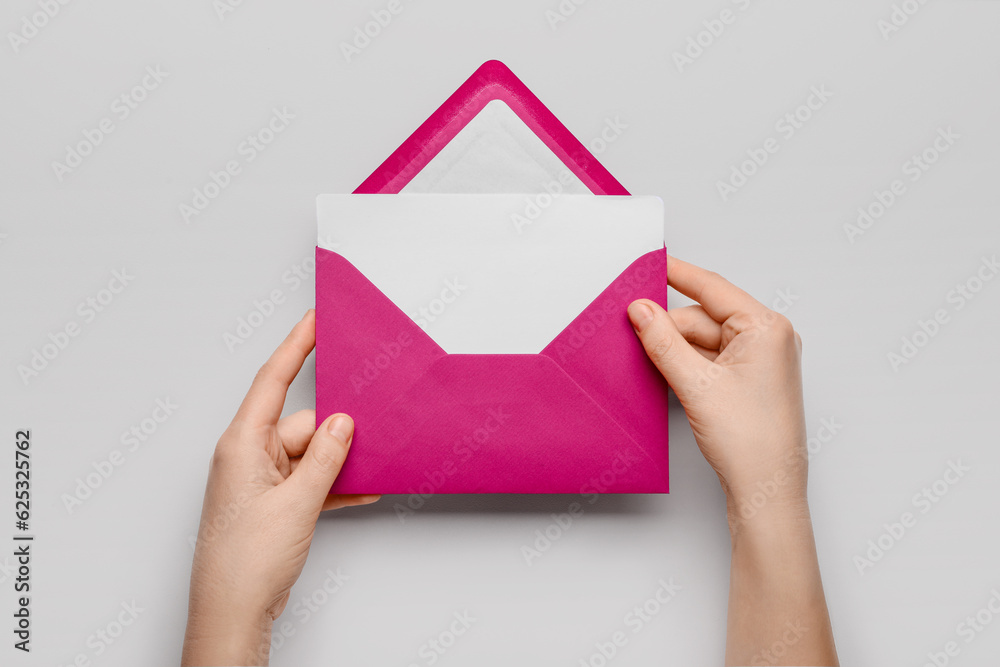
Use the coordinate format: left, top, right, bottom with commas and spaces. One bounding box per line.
317, 61, 669, 494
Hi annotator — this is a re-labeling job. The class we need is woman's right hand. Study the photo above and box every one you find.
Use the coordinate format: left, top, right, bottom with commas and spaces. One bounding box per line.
628, 255, 808, 529
628, 255, 838, 667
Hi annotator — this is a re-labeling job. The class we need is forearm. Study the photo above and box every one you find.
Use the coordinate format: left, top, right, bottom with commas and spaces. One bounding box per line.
725, 500, 838, 666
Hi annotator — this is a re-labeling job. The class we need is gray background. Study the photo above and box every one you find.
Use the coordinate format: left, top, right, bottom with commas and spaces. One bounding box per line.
2, 1, 999, 665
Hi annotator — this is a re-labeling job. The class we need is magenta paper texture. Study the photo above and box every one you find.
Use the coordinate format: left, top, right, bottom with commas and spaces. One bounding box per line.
316, 247, 669, 494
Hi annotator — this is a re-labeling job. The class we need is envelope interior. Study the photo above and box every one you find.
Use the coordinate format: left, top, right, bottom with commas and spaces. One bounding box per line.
400, 100, 593, 195
317, 194, 663, 354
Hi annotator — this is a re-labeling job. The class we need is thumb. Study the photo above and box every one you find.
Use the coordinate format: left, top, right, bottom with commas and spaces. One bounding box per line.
628, 299, 711, 397
286, 413, 354, 510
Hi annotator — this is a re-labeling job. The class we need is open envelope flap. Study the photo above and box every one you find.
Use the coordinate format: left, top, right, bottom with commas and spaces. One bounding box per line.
316, 246, 670, 494
354, 60, 629, 196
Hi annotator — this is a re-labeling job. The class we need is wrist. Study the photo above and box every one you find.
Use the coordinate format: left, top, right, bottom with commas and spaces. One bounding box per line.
182, 602, 274, 666
721, 451, 809, 539
725, 486, 810, 541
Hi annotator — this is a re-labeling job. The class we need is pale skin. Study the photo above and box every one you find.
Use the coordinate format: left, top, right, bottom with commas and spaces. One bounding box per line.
181, 310, 379, 666
182, 258, 838, 667
627, 256, 838, 666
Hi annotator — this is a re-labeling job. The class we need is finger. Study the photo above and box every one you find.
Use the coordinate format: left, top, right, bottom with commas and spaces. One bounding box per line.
322, 494, 382, 512
628, 299, 712, 393
285, 413, 354, 511
233, 310, 316, 429
691, 344, 720, 362
277, 409, 317, 458
666, 255, 766, 323
668, 305, 723, 350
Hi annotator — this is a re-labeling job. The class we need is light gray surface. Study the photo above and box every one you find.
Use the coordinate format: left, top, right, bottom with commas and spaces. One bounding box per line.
1, 1, 999, 665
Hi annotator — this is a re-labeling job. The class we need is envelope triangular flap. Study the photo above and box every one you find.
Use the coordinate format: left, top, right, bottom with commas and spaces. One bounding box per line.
354, 60, 629, 196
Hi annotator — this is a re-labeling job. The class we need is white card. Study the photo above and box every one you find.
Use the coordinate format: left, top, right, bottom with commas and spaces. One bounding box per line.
317, 194, 663, 354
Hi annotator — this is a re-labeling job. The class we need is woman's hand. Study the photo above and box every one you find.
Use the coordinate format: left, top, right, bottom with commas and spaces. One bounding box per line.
181, 310, 379, 667
628, 256, 808, 529
629, 256, 838, 667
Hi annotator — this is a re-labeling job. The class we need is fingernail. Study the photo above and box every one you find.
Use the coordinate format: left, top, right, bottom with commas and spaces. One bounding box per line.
328, 414, 354, 443
628, 302, 654, 332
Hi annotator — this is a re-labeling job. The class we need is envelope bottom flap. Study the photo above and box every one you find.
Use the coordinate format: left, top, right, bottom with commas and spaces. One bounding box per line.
329, 354, 668, 494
